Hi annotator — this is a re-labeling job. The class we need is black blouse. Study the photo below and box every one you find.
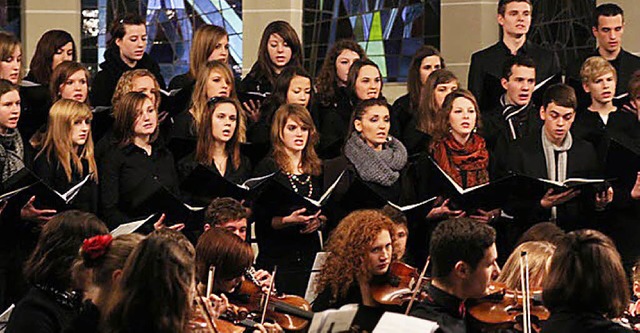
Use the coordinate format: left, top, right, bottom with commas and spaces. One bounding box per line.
251, 157, 323, 296
32, 154, 98, 214
98, 142, 180, 229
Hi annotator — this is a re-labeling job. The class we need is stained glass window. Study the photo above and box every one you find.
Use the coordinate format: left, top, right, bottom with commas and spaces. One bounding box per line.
303, 0, 440, 82
80, 0, 243, 85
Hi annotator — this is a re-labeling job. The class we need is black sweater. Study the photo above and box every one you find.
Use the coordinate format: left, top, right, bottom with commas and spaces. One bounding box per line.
540, 308, 632, 333
90, 47, 165, 108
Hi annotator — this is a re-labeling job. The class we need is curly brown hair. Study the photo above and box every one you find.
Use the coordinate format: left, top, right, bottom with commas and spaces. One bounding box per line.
314, 209, 395, 302
315, 39, 365, 105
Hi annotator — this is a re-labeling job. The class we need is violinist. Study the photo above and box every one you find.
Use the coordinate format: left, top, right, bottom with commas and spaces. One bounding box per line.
409, 217, 500, 333
540, 229, 632, 333
194, 227, 283, 333
203, 197, 272, 291
312, 209, 396, 311
495, 241, 555, 290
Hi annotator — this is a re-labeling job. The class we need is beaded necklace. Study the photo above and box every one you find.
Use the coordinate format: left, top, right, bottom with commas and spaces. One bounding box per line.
286, 172, 313, 197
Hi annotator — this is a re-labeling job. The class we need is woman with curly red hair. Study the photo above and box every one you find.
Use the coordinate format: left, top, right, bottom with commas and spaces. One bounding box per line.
312, 209, 396, 312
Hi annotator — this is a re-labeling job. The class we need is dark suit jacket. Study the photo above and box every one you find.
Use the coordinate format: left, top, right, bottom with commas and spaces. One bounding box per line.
504, 132, 603, 231
468, 40, 560, 113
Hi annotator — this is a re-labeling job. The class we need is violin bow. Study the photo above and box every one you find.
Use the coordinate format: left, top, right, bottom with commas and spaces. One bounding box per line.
404, 256, 430, 315
519, 252, 531, 333
260, 266, 277, 325
206, 266, 216, 297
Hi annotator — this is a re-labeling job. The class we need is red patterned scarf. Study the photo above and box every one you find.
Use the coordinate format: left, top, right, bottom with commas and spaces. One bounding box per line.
430, 133, 490, 188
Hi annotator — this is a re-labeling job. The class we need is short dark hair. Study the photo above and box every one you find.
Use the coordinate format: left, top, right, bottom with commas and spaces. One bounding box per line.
429, 217, 496, 278
108, 13, 145, 48
593, 3, 624, 28
204, 197, 248, 226
498, 0, 532, 16
501, 55, 536, 80
543, 229, 629, 318
541, 83, 576, 110
24, 210, 108, 291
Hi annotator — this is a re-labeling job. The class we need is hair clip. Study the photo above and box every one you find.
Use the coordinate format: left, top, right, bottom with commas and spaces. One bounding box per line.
82, 234, 113, 260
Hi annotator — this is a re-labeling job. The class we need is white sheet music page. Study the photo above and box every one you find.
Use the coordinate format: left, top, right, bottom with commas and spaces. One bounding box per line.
373, 312, 439, 333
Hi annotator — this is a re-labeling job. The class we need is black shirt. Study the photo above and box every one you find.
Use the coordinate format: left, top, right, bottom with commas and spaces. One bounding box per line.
33, 154, 98, 214
468, 40, 561, 113
410, 284, 468, 333
99, 142, 179, 229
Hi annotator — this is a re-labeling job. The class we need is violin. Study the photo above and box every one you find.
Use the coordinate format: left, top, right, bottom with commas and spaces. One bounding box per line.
188, 295, 244, 333
228, 269, 314, 331
468, 282, 549, 331
371, 261, 424, 306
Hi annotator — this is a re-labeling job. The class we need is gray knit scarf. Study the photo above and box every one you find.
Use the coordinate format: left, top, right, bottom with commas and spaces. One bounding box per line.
0, 128, 24, 182
541, 128, 572, 219
344, 132, 408, 186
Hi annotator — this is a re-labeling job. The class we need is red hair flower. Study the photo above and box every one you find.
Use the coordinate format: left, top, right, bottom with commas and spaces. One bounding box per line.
82, 234, 113, 260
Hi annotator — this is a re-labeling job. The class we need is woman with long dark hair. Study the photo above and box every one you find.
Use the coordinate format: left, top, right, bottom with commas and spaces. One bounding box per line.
20, 30, 76, 141
393, 45, 444, 138
313, 40, 365, 158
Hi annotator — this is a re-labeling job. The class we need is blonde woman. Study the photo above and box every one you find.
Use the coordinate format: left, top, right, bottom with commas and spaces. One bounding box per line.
32, 99, 98, 213
171, 60, 235, 139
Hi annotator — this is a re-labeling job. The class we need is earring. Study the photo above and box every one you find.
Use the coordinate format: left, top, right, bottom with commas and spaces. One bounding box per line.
473, 127, 477, 133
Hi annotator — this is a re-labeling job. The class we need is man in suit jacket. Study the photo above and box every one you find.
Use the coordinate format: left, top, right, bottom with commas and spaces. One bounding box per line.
503, 84, 613, 232
468, 0, 560, 113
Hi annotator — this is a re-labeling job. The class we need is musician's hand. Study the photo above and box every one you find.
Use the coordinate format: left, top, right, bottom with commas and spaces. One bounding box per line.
595, 186, 614, 211
540, 188, 580, 209
470, 208, 501, 224
253, 322, 283, 333
20, 196, 57, 223
426, 198, 465, 219
253, 269, 273, 293
243, 99, 262, 124
202, 293, 229, 320
153, 213, 186, 231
